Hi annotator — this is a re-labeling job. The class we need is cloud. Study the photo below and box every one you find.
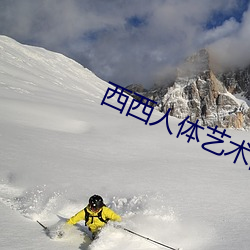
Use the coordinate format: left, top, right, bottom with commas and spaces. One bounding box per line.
200, 18, 240, 45
209, 3, 250, 69
0, 0, 249, 87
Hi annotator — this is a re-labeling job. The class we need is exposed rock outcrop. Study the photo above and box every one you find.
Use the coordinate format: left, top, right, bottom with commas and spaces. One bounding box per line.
126, 49, 250, 129
160, 49, 250, 129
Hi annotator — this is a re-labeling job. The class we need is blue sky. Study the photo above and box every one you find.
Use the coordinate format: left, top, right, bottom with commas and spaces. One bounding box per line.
0, 0, 249, 87
206, 0, 249, 28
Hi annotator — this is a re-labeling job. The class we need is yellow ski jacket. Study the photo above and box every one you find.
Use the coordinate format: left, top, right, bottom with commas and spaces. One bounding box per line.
67, 206, 121, 233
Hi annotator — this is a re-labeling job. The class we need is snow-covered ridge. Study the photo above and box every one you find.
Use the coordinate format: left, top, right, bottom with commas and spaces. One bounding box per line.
0, 35, 108, 100
0, 35, 110, 134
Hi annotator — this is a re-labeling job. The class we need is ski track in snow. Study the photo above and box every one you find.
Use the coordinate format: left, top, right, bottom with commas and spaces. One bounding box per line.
0, 179, 210, 250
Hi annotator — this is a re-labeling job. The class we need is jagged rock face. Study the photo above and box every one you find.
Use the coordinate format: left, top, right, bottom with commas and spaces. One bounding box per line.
218, 66, 250, 99
126, 83, 169, 106
125, 49, 250, 129
125, 83, 146, 94
158, 49, 250, 129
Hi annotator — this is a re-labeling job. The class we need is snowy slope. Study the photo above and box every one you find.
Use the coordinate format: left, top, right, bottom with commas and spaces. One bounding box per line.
0, 36, 250, 250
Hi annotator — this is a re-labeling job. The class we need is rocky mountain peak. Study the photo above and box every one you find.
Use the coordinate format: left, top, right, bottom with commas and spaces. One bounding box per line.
163, 49, 250, 129
217, 66, 250, 100
177, 49, 210, 78
126, 49, 250, 129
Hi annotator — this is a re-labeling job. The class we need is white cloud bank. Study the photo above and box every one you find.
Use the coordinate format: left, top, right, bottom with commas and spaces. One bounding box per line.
0, 0, 249, 86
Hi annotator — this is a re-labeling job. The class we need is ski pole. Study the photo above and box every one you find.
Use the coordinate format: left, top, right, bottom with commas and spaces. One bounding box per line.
37, 220, 48, 231
122, 227, 180, 250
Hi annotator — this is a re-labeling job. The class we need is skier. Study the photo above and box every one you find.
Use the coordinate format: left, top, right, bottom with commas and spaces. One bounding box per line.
66, 194, 121, 239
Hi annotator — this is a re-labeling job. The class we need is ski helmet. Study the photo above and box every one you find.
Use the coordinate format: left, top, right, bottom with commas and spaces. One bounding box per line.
89, 195, 104, 210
